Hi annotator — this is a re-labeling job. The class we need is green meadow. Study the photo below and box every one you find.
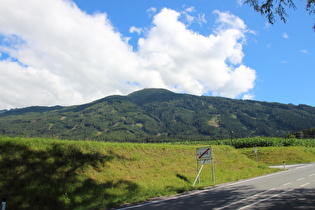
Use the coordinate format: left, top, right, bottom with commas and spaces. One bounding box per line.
1, 136, 314, 209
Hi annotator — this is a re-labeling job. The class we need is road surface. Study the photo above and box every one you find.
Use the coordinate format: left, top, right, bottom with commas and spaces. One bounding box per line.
118, 163, 315, 209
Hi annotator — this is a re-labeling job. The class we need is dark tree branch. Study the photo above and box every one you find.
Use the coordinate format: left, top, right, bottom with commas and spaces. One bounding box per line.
244, 0, 314, 30
306, 0, 315, 14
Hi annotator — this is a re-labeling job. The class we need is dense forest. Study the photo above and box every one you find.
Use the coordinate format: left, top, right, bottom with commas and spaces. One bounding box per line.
288, 127, 315, 139
1, 88, 315, 142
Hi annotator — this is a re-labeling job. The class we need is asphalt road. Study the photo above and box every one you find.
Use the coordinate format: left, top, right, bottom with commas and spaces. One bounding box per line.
118, 163, 315, 209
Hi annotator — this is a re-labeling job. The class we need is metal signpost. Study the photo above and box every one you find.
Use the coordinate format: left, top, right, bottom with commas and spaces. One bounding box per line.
193, 146, 214, 186
253, 148, 258, 162
1, 198, 6, 210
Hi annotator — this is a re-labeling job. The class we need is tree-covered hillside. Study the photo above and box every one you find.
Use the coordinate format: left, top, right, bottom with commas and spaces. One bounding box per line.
1, 88, 315, 141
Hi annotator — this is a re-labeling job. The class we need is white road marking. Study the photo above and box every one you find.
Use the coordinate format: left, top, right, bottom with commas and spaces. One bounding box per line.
297, 178, 304, 181
239, 188, 295, 209
239, 180, 312, 209
214, 188, 276, 210
282, 182, 292, 186
118, 164, 315, 209
300, 183, 310, 187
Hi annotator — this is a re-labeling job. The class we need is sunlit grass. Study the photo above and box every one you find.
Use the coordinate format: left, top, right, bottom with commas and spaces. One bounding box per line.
1, 136, 314, 209
240, 146, 315, 165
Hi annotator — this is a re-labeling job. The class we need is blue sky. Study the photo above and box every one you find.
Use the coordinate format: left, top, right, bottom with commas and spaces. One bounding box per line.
0, 0, 314, 109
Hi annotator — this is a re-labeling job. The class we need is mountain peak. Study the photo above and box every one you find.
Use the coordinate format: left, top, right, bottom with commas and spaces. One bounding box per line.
128, 88, 181, 105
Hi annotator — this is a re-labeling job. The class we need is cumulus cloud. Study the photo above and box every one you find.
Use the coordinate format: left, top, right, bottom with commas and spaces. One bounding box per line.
0, 0, 256, 109
0, 0, 141, 108
138, 8, 255, 96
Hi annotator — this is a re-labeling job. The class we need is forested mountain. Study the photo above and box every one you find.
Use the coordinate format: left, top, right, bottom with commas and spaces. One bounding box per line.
1, 88, 315, 141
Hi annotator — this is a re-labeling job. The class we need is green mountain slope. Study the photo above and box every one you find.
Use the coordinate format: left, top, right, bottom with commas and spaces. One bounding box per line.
1, 88, 315, 141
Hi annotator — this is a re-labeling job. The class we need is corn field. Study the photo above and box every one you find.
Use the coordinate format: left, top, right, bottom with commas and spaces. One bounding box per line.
211, 137, 315, 148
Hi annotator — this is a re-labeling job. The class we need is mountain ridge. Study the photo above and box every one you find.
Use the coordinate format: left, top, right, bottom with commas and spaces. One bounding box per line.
1, 88, 315, 141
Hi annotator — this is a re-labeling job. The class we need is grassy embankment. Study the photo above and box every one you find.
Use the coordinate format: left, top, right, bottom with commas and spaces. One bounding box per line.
240, 146, 315, 164
1, 136, 315, 209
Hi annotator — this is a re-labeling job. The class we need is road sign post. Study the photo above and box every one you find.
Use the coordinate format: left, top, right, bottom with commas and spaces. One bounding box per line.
1, 198, 6, 210
193, 146, 214, 186
253, 149, 258, 162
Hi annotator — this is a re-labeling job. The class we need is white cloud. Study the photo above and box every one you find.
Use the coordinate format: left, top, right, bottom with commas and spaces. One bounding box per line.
181, 6, 207, 26
301, 49, 309, 54
138, 8, 255, 96
213, 10, 247, 32
282, 32, 289, 39
129, 26, 143, 35
185, 7, 195, 13
264, 22, 271, 29
147, 7, 157, 17
236, 0, 244, 6
197, 14, 207, 24
243, 93, 255, 100
0, 0, 256, 109
0, 0, 141, 108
